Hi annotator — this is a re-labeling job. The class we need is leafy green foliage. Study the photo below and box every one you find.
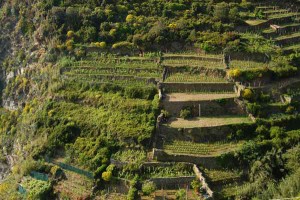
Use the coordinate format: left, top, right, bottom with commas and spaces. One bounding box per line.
142, 181, 156, 195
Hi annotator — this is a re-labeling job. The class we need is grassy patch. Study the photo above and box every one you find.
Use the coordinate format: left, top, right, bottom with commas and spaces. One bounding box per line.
230, 60, 270, 69
204, 169, 242, 183
245, 20, 267, 26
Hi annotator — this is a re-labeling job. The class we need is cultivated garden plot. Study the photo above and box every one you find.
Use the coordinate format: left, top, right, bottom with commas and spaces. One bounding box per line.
141, 189, 200, 200
203, 169, 242, 184
165, 73, 226, 83
64, 73, 155, 87
229, 60, 270, 69
54, 170, 94, 199
162, 59, 225, 68
163, 140, 244, 156
71, 60, 159, 69
65, 67, 162, 78
166, 116, 253, 128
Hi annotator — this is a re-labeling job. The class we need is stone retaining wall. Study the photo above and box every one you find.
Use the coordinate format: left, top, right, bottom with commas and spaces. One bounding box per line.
148, 176, 195, 189
159, 125, 233, 143
163, 98, 244, 117
161, 82, 235, 93
153, 149, 218, 169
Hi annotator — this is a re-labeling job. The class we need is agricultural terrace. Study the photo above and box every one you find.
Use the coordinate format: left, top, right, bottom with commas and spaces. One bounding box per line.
54, 170, 94, 199
163, 140, 244, 156
165, 73, 227, 83
203, 169, 242, 184
60, 55, 162, 87
246, 5, 300, 53
166, 116, 253, 128
164, 93, 237, 102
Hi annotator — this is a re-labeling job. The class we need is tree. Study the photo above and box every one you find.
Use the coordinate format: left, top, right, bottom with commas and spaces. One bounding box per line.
214, 2, 229, 22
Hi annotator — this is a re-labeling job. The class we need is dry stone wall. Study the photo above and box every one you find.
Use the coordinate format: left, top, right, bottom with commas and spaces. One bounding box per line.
161, 82, 235, 93
153, 149, 219, 169
159, 125, 233, 143
163, 98, 244, 117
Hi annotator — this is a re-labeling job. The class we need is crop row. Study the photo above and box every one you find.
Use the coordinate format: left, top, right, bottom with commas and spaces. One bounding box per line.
71, 60, 159, 69
64, 73, 154, 87
230, 60, 270, 69
73, 59, 159, 69
163, 140, 243, 156
162, 59, 225, 68
65, 67, 162, 78
204, 169, 242, 183
165, 73, 226, 83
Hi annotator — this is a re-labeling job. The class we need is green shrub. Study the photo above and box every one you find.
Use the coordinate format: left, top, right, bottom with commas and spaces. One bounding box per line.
180, 108, 192, 119
175, 189, 186, 200
102, 171, 112, 181
246, 103, 261, 116
255, 125, 269, 138
142, 181, 156, 195
191, 179, 202, 192
242, 89, 254, 100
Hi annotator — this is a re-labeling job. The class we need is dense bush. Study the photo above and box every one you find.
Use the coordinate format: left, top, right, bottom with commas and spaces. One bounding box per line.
180, 107, 192, 119
142, 181, 156, 195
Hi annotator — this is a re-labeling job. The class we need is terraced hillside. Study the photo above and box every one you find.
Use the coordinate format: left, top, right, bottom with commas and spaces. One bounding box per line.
248, 5, 300, 53
151, 54, 257, 199
1, 0, 300, 199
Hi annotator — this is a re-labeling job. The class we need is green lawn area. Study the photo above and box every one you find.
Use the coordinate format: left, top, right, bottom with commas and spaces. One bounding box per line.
163, 140, 244, 156
167, 116, 253, 128
262, 28, 276, 34
245, 20, 267, 26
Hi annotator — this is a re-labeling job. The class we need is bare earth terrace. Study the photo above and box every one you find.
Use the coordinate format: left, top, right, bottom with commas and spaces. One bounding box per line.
166, 116, 253, 128
164, 93, 238, 102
